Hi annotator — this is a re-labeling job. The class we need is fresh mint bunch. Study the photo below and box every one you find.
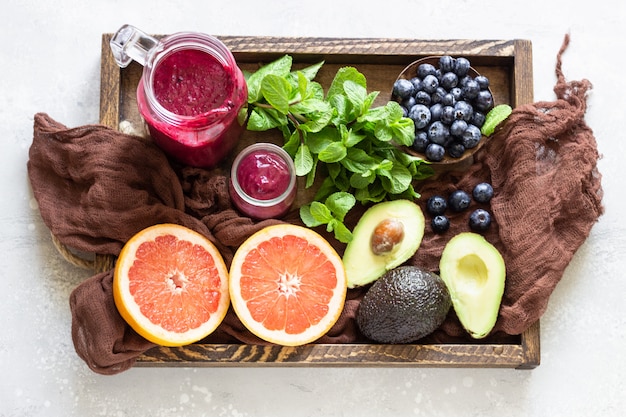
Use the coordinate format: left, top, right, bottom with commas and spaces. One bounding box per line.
244, 55, 433, 243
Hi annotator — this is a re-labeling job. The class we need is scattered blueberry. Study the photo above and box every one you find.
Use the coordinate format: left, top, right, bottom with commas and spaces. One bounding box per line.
472, 182, 494, 203
448, 190, 471, 212
431, 215, 450, 233
425, 143, 445, 162
426, 195, 447, 215
469, 209, 492, 232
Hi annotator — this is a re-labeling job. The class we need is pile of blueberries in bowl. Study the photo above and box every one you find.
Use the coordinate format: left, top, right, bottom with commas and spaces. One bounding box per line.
392, 56, 495, 168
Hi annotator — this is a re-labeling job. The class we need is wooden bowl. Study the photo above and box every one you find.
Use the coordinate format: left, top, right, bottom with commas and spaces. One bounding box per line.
393, 56, 494, 174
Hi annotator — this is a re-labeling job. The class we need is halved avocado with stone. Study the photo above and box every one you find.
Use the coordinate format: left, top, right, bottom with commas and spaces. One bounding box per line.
439, 232, 506, 339
343, 200, 424, 288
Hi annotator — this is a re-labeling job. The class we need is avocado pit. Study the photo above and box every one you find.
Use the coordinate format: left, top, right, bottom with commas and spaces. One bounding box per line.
370, 218, 405, 255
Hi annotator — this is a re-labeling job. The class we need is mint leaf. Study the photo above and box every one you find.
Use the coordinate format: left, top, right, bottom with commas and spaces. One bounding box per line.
343, 80, 367, 113
309, 201, 334, 223
247, 55, 293, 103
325, 192, 356, 221
295, 143, 314, 176
327, 67, 367, 99
260, 74, 292, 114
330, 220, 353, 243
318, 141, 347, 163
246, 107, 288, 131
299, 204, 323, 227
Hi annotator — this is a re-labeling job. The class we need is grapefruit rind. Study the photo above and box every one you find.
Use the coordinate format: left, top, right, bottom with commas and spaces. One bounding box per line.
229, 224, 347, 346
113, 223, 230, 347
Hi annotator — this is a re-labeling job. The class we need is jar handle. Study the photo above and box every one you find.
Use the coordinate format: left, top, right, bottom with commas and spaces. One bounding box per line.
109, 24, 159, 68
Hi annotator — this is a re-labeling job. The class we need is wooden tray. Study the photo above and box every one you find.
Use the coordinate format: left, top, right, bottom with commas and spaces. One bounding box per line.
99, 34, 539, 369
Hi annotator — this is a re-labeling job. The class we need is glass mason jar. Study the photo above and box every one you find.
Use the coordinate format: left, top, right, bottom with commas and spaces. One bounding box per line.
229, 143, 297, 219
110, 24, 247, 168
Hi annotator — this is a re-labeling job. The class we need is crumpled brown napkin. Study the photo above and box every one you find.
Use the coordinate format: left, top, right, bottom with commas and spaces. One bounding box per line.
27, 34, 603, 374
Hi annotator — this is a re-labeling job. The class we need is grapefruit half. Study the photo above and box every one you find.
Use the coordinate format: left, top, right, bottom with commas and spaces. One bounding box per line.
229, 224, 347, 346
113, 223, 230, 346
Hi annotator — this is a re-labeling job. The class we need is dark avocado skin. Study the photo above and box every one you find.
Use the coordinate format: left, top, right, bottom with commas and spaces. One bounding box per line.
356, 266, 451, 343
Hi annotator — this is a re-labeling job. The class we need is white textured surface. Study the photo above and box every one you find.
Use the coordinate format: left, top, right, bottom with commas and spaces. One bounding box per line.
2, 1, 624, 416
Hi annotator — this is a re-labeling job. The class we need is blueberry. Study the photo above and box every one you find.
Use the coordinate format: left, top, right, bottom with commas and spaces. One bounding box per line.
474, 75, 490, 90
402, 96, 416, 109
448, 141, 466, 158
454, 57, 471, 77
450, 87, 463, 102
431, 215, 450, 234
422, 74, 439, 94
393, 79, 415, 99
414, 90, 431, 106
410, 77, 423, 92
408, 104, 431, 129
470, 111, 486, 128
417, 63, 438, 79
462, 124, 482, 148
440, 72, 458, 90
454, 101, 473, 122
429, 103, 443, 122
439, 55, 456, 73
426, 195, 447, 215
425, 143, 445, 162
469, 209, 492, 232
450, 119, 468, 138
431, 87, 447, 104
462, 79, 480, 100
474, 90, 494, 112
442, 93, 456, 107
473, 182, 494, 203
441, 105, 456, 125
411, 130, 429, 152
448, 190, 471, 212
427, 121, 449, 145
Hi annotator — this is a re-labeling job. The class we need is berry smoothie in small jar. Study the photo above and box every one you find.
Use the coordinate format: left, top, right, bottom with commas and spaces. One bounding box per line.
229, 143, 297, 219
110, 25, 247, 167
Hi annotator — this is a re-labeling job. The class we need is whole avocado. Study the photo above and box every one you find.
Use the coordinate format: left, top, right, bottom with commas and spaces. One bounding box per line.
356, 266, 451, 343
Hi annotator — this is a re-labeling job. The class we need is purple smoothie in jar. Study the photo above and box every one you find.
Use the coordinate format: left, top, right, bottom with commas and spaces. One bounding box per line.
110, 25, 247, 168
229, 143, 297, 219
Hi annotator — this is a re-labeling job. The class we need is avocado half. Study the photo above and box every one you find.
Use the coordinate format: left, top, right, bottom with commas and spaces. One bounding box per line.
439, 232, 506, 339
343, 200, 425, 288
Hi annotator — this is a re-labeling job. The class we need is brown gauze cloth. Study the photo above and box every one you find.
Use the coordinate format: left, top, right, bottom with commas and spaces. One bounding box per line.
27, 35, 603, 375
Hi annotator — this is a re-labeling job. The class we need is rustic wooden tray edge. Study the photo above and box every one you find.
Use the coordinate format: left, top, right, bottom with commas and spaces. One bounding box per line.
99, 34, 539, 369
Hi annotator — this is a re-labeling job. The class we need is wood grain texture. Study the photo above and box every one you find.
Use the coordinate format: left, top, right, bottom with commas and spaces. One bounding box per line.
99, 34, 539, 369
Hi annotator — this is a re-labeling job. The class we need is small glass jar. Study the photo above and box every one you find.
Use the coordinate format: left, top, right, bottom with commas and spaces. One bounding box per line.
110, 25, 247, 168
229, 143, 297, 219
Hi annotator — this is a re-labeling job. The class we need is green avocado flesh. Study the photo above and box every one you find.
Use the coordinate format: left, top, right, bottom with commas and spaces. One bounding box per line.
343, 200, 425, 288
439, 232, 506, 339
356, 266, 452, 343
